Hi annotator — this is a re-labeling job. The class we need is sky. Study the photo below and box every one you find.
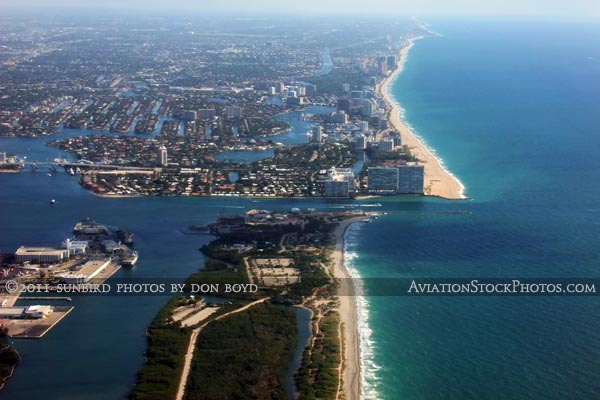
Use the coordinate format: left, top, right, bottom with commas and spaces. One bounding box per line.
0, 0, 598, 19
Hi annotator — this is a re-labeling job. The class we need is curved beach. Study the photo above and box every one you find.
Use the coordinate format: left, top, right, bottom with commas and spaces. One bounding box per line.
378, 36, 467, 200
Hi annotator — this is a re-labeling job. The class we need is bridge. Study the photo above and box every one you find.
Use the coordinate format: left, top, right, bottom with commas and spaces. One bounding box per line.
24, 160, 157, 172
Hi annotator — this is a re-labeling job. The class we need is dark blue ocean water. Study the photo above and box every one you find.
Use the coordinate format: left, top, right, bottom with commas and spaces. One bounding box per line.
346, 19, 600, 399
0, 18, 599, 400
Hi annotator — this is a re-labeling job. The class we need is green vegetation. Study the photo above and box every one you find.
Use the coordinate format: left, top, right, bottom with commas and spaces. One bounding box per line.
131, 255, 248, 400
130, 297, 191, 400
0, 345, 20, 390
295, 311, 341, 400
200, 244, 244, 265
184, 303, 297, 400
204, 258, 229, 271
185, 267, 250, 298
302, 69, 370, 97
286, 253, 331, 300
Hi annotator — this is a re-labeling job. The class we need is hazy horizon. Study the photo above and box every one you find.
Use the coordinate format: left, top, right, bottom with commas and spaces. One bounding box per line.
0, 0, 598, 20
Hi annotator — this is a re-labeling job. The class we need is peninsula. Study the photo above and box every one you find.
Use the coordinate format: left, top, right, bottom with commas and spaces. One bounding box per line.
131, 209, 371, 400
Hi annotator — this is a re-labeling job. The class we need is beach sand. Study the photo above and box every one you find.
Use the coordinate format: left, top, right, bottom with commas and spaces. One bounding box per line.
332, 34, 468, 400
332, 217, 364, 400
378, 36, 467, 200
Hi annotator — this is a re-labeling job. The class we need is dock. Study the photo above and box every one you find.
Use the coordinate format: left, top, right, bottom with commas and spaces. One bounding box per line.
3, 306, 74, 339
19, 297, 72, 302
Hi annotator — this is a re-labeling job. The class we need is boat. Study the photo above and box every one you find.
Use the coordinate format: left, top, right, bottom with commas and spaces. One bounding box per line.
122, 251, 139, 266
75, 167, 81, 174
0, 162, 23, 172
361, 218, 372, 223
68, 168, 75, 176
181, 225, 212, 235
50, 198, 56, 205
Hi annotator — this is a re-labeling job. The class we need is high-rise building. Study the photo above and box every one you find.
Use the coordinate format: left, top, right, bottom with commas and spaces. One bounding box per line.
398, 165, 424, 194
324, 168, 355, 197
311, 126, 323, 143
359, 121, 369, 132
324, 179, 350, 198
368, 167, 398, 193
304, 83, 317, 96
277, 81, 285, 93
378, 56, 388, 76
225, 106, 242, 118
158, 145, 168, 166
0, 152, 6, 164
361, 99, 376, 117
392, 135, 402, 147
355, 135, 367, 150
183, 110, 197, 121
198, 109, 216, 119
337, 98, 352, 114
342, 83, 350, 93
379, 138, 395, 152
351, 90, 364, 100
331, 111, 349, 124
387, 55, 397, 68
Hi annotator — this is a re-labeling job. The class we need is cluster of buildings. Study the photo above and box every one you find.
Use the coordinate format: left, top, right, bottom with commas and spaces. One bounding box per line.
0, 305, 54, 320
6, 219, 137, 282
337, 88, 385, 122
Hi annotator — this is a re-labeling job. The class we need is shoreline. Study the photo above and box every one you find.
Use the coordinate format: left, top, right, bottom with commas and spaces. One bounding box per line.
378, 35, 467, 200
332, 217, 364, 400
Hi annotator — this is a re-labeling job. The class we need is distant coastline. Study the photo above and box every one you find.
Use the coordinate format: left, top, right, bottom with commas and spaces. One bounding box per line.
378, 35, 467, 200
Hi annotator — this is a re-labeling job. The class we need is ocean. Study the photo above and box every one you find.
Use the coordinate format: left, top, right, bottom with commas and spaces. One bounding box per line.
1, 17, 599, 400
345, 18, 600, 400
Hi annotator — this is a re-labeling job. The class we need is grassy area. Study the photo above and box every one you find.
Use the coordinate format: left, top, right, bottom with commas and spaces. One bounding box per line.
295, 311, 341, 400
184, 303, 297, 400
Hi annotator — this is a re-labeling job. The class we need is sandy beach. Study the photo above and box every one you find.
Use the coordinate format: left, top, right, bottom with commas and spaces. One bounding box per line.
332, 217, 364, 400
378, 36, 467, 200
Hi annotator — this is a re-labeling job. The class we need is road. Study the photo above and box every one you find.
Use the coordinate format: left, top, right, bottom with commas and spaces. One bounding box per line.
175, 297, 269, 400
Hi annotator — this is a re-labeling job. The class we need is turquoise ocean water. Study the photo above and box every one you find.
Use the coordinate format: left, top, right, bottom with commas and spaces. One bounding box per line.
0, 18, 599, 400
346, 19, 600, 399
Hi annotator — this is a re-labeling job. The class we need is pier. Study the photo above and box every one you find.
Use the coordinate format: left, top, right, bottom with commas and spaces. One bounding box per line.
19, 297, 72, 302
